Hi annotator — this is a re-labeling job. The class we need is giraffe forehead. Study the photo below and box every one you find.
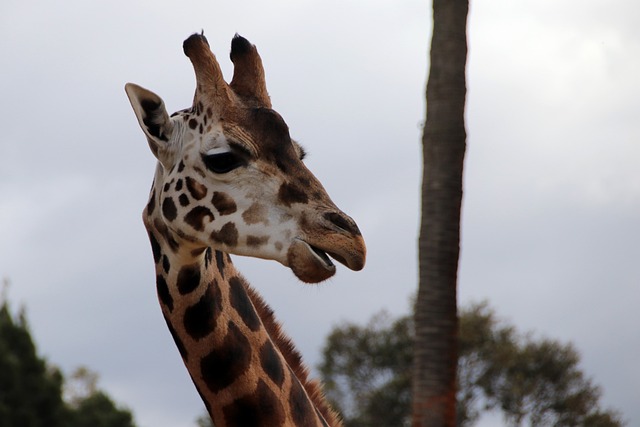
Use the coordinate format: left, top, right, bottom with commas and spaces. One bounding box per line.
222, 107, 299, 164
174, 107, 300, 167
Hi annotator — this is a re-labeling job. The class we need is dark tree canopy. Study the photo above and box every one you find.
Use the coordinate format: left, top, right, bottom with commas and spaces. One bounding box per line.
320, 312, 412, 427
196, 412, 215, 427
0, 300, 67, 427
0, 294, 137, 427
319, 302, 625, 427
68, 391, 136, 427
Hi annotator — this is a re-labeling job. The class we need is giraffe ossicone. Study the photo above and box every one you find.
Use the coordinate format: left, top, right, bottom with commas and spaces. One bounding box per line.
125, 32, 365, 427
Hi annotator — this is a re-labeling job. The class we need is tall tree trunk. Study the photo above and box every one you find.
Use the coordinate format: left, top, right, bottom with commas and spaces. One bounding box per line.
412, 1, 469, 427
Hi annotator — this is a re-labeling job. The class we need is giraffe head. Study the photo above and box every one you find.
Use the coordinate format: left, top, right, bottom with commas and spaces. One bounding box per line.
126, 33, 365, 283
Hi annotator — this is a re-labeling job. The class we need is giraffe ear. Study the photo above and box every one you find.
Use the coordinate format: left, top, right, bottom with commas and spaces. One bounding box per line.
125, 83, 175, 161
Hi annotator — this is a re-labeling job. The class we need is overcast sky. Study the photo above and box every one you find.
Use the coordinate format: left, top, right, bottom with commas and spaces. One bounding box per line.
1, 0, 638, 426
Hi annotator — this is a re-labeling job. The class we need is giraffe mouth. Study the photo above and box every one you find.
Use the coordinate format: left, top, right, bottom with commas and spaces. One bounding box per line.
287, 236, 365, 283
309, 244, 354, 270
308, 244, 335, 268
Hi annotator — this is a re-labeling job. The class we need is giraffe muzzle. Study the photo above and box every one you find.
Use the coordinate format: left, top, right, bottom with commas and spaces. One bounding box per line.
286, 235, 366, 284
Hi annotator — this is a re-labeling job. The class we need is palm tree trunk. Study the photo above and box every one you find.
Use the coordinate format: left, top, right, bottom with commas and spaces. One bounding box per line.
412, 1, 469, 426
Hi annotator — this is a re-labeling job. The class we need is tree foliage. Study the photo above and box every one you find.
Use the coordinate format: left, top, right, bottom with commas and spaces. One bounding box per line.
0, 299, 67, 426
319, 312, 412, 427
196, 412, 215, 427
319, 302, 625, 427
0, 293, 137, 427
67, 390, 136, 427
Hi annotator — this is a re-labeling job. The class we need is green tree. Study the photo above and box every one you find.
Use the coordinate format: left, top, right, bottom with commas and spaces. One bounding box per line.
195, 412, 214, 427
65, 367, 137, 427
0, 291, 137, 427
320, 303, 625, 427
0, 297, 67, 427
320, 312, 412, 427
68, 391, 136, 427
415, 0, 469, 425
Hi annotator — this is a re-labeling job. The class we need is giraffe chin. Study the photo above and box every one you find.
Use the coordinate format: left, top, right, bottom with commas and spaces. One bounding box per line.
287, 239, 337, 283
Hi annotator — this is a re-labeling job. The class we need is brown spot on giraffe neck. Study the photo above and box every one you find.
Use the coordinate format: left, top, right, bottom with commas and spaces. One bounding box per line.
204, 247, 213, 268
164, 316, 188, 361
148, 232, 162, 264
229, 276, 260, 332
156, 275, 173, 311
176, 264, 201, 295
289, 373, 318, 426
214, 250, 226, 278
222, 379, 286, 427
183, 281, 222, 340
260, 340, 285, 387
211, 222, 239, 247
200, 321, 252, 394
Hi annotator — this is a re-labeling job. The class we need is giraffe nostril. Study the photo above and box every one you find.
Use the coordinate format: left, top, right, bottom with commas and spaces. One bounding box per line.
323, 212, 361, 236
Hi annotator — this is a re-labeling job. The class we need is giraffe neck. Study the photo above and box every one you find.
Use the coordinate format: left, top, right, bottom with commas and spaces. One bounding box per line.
146, 218, 340, 427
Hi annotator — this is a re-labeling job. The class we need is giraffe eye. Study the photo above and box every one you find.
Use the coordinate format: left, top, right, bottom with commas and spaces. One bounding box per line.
202, 152, 245, 174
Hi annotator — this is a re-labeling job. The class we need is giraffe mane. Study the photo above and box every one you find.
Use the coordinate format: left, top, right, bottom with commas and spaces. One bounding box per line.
242, 278, 343, 427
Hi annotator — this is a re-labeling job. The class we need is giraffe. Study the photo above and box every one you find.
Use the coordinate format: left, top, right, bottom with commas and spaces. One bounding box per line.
125, 33, 366, 427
